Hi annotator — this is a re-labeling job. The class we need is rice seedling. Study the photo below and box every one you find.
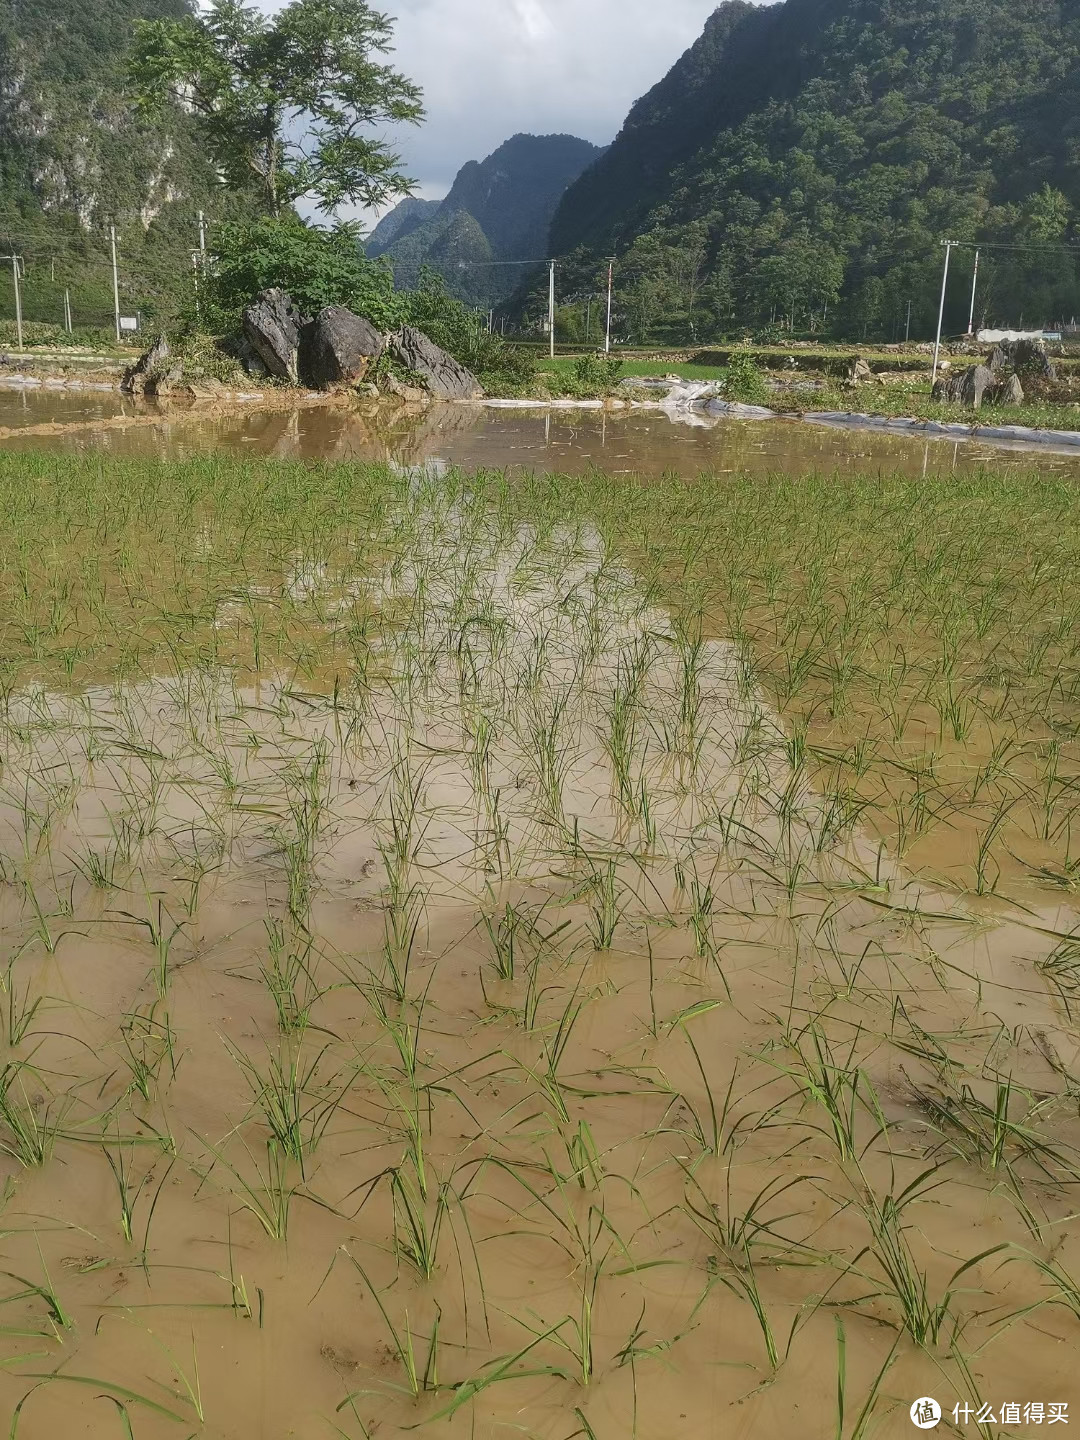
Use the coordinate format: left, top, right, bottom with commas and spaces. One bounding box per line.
261, 917, 321, 1035
0, 1064, 66, 1167
119, 1002, 177, 1101
227, 1039, 352, 1180
3, 958, 43, 1048
100, 1127, 174, 1255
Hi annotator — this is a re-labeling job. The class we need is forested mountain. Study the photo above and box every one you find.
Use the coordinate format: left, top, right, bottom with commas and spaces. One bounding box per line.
372, 133, 603, 306
0, 0, 244, 326
545, 0, 1080, 343
366, 196, 441, 254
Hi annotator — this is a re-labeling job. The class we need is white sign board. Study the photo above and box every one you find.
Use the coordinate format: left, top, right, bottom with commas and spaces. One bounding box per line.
119, 316, 139, 333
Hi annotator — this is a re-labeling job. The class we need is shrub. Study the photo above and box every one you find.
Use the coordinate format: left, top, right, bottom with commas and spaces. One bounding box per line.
198, 216, 401, 331
722, 352, 769, 404
572, 353, 624, 390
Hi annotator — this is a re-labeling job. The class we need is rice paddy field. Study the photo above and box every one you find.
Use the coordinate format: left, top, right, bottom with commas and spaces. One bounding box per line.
0, 446, 1078, 1437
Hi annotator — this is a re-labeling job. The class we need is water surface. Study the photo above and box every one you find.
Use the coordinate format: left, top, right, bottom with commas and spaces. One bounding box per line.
3, 389, 1079, 477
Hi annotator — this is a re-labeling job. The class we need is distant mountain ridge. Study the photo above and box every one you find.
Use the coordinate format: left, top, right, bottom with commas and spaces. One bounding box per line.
370, 133, 604, 305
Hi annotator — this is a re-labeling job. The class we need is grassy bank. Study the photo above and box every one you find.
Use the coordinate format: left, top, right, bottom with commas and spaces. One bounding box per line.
0, 450, 1077, 1436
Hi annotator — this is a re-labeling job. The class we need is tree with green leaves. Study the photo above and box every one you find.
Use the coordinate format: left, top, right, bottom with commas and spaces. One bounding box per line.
127, 0, 424, 217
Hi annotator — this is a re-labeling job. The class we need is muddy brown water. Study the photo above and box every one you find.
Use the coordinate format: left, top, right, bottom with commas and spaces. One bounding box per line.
0, 386, 137, 430
0, 406, 1078, 1437
4, 389, 1080, 478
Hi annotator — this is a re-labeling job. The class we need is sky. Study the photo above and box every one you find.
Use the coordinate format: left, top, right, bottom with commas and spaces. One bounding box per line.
257, 0, 722, 208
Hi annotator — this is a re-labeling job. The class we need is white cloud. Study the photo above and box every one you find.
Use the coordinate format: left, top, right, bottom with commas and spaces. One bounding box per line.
256, 0, 725, 214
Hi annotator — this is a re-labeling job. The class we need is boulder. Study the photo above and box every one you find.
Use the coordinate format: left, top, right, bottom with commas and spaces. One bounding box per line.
301, 306, 384, 389
847, 357, 873, 384
998, 373, 1025, 406
935, 363, 995, 408
387, 326, 484, 400
122, 335, 180, 396
1003, 338, 1056, 379
960, 364, 996, 408
242, 289, 307, 383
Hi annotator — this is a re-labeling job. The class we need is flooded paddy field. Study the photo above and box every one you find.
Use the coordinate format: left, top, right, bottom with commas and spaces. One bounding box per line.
0, 385, 134, 431
0, 439, 1077, 1438
6, 387, 1080, 480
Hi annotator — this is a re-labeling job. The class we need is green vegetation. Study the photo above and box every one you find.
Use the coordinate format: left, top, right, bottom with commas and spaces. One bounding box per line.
128, 0, 424, 216
196, 215, 400, 332
0, 447, 1075, 1431
543, 0, 1080, 344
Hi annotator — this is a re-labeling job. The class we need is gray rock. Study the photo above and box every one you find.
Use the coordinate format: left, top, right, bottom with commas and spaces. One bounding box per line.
986, 338, 1056, 380
122, 335, 175, 395
242, 289, 307, 383
998, 373, 1025, 406
935, 363, 995, 408
961, 364, 996, 408
383, 374, 430, 403
388, 326, 484, 400
301, 306, 384, 389
848, 357, 873, 384
236, 339, 269, 379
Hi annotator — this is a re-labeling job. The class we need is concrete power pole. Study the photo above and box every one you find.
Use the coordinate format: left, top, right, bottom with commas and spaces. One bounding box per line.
605, 261, 614, 355
967, 249, 980, 337
110, 225, 121, 344
932, 240, 955, 389
548, 260, 556, 359
11, 256, 23, 351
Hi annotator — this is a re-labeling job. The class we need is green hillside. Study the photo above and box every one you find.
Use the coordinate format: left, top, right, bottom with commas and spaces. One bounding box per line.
0, 0, 250, 332
547, 0, 1080, 343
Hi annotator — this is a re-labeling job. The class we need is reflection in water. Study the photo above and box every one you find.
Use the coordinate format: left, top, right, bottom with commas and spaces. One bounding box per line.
3, 390, 1080, 478
0, 385, 140, 429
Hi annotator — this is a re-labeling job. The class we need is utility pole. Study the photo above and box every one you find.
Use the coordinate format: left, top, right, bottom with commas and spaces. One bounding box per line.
906, 298, 912, 343
64, 289, 72, 335
548, 260, 556, 359
110, 224, 121, 344
932, 240, 955, 389
198, 209, 207, 261
604, 260, 614, 355
967, 248, 980, 337
11, 255, 23, 350
585, 297, 592, 345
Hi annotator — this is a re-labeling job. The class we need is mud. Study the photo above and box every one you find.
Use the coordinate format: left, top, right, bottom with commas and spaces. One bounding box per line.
0, 489, 1076, 1437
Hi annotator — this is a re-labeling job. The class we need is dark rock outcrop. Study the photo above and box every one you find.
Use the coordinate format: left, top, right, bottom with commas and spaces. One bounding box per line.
989, 338, 1056, 380
121, 335, 181, 396
243, 289, 307, 383
387, 326, 484, 400
301, 306, 384, 389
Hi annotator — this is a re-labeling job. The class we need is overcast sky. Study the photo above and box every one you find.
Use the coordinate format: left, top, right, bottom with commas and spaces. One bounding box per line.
258, 0, 723, 211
